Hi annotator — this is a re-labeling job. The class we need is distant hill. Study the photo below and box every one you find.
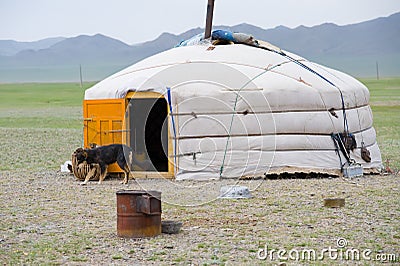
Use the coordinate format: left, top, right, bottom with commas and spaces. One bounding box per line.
0, 12, 399, 82
7, 34, 135, 66
0, 37, 65, 56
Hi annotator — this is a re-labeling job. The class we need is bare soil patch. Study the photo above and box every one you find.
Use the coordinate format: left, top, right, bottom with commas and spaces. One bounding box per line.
1, 169, 399, 265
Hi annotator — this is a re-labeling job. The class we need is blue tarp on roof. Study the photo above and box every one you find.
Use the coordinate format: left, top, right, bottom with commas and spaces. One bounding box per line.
176, 30, 254, 47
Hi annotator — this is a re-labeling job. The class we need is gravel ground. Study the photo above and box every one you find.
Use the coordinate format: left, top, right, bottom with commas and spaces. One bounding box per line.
0, 169, 399, 265
0, 127, 399, 265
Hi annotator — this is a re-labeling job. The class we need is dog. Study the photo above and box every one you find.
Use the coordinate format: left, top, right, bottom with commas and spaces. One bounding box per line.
75, 144, 134, 185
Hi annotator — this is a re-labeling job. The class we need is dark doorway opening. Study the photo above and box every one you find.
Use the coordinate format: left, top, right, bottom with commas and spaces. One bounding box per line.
128, 97, 168, 172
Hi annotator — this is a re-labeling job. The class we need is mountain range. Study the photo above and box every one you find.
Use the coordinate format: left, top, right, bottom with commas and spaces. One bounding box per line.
0, 12, 399, 82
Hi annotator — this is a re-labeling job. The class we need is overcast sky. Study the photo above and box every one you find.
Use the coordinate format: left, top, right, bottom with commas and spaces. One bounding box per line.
1, 0, 400, 44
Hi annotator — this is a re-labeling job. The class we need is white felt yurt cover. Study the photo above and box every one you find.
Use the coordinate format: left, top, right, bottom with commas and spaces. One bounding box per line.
85, 37, 382, 180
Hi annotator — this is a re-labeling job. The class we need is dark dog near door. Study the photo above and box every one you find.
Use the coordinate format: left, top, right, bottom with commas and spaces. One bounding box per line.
75, 144, 134, 185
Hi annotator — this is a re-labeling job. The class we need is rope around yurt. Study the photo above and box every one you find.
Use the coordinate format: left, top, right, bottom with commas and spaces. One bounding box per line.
219, 61, 285, 178
218, 33, 354, 178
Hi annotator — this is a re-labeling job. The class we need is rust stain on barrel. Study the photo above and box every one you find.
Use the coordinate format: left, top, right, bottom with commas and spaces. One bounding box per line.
116, 190, 161, 238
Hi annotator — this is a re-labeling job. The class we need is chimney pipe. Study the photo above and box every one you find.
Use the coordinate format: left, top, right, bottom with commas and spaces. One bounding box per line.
204, 0, 215, 39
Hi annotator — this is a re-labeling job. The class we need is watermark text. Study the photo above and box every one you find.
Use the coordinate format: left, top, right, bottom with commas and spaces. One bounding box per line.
257, 238, 398, 263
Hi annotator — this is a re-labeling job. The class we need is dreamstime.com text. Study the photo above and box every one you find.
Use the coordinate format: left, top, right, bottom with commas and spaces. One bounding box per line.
257, 238, 398, 263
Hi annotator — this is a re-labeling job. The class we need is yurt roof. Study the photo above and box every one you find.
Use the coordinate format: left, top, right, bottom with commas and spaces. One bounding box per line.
84, 43, 368, 105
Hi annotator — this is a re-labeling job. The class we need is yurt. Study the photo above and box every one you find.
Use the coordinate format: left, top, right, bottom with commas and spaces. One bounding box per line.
83, 30, 383, 180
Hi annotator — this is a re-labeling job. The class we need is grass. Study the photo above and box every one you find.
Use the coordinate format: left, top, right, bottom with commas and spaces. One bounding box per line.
359, 78, 400, 169
0, 82, 94, 129
0, 82, 93, 170
0, 82, 92, 109
362, 78, 400, 105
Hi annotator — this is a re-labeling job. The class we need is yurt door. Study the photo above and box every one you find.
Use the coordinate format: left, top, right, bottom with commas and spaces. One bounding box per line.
83, 99, 126, 174
127, 93, 171, 177
83, 99, 125, 147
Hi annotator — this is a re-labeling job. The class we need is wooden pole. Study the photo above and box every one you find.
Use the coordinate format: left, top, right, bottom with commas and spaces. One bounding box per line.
376, 61, 379, 80
79, 64, 83, 89
204, 0, 215, 39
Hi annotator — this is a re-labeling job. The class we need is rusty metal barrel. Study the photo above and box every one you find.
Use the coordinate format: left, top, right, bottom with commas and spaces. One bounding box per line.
116, 190, 162, 238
